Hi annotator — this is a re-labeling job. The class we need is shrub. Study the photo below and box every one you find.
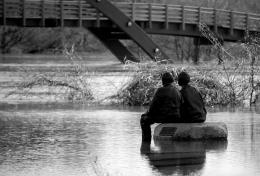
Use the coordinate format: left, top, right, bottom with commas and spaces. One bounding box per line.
5, 46, 94, 102
114, 61, 248, 106
114, 61, 179, 105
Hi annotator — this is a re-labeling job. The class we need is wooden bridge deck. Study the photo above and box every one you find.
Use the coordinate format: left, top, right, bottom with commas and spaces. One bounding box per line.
0, 0, 260, 62
1, 1, 259, 36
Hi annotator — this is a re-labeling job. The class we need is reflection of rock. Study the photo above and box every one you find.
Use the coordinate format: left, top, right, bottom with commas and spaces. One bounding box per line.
146, 141, 205, 167
154, 140, 205, 153
144, 152, 205, 167
153, 122, 228, 140
140, 140, 206, 175
140, 137, 228, 175
204, 140, 228, 152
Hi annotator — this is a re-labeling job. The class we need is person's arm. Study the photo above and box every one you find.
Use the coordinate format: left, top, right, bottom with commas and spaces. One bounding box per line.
198, 90, 207, 114
147, 89, 160, 115
179, 89, 186, 119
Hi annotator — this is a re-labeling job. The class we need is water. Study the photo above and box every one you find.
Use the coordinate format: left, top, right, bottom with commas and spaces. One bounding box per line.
1, 55, 260, 175
0, 103, 260, 176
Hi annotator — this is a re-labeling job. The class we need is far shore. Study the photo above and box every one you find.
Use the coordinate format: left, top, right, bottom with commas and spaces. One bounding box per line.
0, 52, 120, 64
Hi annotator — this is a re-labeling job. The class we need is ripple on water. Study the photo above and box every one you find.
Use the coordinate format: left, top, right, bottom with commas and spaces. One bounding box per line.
0, 105, 260, 176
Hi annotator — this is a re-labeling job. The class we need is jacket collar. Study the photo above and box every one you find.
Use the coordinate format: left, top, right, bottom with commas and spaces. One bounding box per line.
163, 83, 173, 87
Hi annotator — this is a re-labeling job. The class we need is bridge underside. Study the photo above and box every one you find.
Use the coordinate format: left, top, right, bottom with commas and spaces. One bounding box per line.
1, 0, 259, 62
2, 18, 253, 62
3, 18, 253, 41
85, 0, 170, 62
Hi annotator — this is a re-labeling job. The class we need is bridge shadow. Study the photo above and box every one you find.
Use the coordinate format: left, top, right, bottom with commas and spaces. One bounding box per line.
140, 139, 227, 175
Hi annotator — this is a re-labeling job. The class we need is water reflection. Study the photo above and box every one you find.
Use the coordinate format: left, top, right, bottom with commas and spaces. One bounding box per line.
0, 114, 92, 174
1, 104, 260, 176
141, 139, 227, 175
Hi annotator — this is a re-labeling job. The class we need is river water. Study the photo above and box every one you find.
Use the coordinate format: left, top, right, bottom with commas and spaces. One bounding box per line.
1, 55, 260, 176
0, 103, 260, 176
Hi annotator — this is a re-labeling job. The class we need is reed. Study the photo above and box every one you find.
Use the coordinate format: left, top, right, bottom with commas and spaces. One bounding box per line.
5, 46, 94, 102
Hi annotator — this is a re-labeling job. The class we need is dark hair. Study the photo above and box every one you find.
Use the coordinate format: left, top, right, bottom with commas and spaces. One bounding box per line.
178, 71, 190, 86
162, 72, 174, 86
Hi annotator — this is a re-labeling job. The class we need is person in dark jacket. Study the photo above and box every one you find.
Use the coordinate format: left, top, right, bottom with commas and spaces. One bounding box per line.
178, 71, 206, 123
140, 72, 182, 142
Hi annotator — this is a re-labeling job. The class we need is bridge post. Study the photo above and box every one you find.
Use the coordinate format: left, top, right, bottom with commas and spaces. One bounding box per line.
2, 0, 6, 25
198, 7, 201, 29
132, 3, 135, 22
85, 0, 170, 62
78, 0, 82, 27
214, 9, 218, 33
22, 0, 26, 26
149, 4, 152, 29
41, 0, 45, 27
181, 6, 186, 31
1, 0, 6, 53
165, 4, 169, 29
230, 11, 234, 36
96, 9, 100, 28
60, 0, 64, 27
245, 13, 249, 31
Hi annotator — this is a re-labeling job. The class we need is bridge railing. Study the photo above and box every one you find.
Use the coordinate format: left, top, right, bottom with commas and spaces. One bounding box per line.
0, 0, 259, 32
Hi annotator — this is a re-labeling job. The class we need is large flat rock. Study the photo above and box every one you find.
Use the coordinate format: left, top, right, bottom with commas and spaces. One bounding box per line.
153, 122, 228, 141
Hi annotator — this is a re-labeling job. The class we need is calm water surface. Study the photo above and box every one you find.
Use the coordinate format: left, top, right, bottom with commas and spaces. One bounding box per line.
0, 103, 260, 176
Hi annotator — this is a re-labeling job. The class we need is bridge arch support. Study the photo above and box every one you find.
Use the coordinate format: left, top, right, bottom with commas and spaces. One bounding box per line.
85, 0, 170, 63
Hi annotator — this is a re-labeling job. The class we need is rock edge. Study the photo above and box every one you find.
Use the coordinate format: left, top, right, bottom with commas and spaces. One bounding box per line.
153, 122, 228, 141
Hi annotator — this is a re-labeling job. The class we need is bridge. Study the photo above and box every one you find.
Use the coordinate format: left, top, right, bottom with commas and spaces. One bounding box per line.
1, 0, 260, 63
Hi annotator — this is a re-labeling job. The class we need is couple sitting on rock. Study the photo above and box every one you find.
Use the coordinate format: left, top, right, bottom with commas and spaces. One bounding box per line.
140, 71, 207, 142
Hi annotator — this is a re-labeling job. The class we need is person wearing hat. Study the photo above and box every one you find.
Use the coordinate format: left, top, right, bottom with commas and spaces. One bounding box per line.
140, 72, 182, 142
178, 71, 206, 123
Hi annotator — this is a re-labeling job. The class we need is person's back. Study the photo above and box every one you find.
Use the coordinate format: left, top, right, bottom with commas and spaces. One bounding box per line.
178, 72, 206, 123
147, 84, 181, 122
140, 72, 182, 142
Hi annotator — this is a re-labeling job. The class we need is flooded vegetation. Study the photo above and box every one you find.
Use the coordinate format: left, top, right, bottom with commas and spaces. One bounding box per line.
0, 0, 259, 174
0, 45, 260, 175
0, 53, 132, 104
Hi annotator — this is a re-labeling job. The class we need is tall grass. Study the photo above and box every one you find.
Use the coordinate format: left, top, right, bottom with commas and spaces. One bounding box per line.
199, 23, 260, 105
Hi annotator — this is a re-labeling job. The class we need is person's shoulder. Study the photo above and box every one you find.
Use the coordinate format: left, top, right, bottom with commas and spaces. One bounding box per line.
168, 85, 181, 96
181, 85, 197, 92
157, 86, 165, 91
184, 84, 194, 90
168, 84, 179, 91
155, 86, 165, 94
188, 85, 202, 96
189, 85, 199, 92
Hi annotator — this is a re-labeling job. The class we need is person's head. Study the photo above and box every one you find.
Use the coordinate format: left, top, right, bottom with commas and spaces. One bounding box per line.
178, 71, 190, 86
161, 72, 174, 86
